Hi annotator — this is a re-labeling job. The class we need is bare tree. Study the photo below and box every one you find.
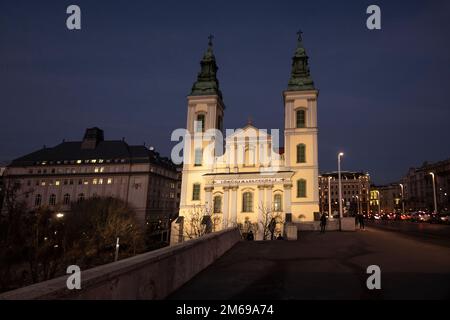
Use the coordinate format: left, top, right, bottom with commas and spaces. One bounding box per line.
182, 205, 221, 240
258, 205, 285, 240
0, 180, 34, 291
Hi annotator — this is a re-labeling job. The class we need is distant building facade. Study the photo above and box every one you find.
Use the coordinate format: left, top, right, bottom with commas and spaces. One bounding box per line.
2, 128, 180, 226
319, 172, 370, 217
401, 159, 450, 213
370, 184, 402, 213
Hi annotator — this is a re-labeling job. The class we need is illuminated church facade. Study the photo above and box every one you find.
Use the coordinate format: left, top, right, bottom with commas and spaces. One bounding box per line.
175, 34, 319, 241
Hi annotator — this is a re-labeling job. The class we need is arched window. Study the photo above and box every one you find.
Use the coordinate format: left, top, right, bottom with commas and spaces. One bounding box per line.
77, 193, 85, 202
297, 179, 307, 198
242, 192, 253, 213
296, 109, 306, 128
192, 184, 201, 201
35, 194, 42, 206
296, 144, 306, 163
49, 194, 56, 206
274, 194, 283, 211
213, 195, 222, 213
63, 194, 71, 205
196, 114, 205, 133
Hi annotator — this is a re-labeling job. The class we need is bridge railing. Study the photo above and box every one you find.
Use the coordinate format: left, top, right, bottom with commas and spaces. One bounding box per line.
0, 228, 242, 300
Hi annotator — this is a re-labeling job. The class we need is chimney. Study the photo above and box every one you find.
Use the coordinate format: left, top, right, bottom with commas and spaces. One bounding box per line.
81, 127, 104, 149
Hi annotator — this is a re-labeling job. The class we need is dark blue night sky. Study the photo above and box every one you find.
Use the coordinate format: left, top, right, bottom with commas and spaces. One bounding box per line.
1, 0, 449, 184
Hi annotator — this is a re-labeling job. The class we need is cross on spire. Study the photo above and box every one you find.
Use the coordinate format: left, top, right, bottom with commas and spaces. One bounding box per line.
297, 29, 303, 42
208, 34, 214, 46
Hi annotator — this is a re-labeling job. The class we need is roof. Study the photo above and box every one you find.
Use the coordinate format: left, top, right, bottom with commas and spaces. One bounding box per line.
8, 129, 176, 170
320, 171, 369, 180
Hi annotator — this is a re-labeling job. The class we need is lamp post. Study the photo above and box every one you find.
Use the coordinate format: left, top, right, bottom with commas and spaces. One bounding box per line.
429, 172, 438, 214
355, 195, 360, 215
338, 152, 344, 220
328, 176, 332, 218
399, 183, 405, 215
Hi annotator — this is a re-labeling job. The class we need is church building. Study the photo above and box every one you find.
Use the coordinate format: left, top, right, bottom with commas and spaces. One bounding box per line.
175, 33, 319, 241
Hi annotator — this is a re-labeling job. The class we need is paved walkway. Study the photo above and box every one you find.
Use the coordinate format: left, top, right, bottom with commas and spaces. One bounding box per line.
168, 228, 450, 300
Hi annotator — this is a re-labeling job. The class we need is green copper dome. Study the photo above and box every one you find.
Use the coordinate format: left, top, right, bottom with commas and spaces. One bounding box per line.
287, 31, 315, 91
190, 36, 223, 98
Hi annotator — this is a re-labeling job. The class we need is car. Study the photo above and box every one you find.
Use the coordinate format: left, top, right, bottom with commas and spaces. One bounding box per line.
439, 213, 450, 225
419, 213, 431, 222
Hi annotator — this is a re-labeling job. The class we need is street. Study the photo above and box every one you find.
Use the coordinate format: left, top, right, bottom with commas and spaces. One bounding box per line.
367, 220, 450, 248
169, 226, 450, 300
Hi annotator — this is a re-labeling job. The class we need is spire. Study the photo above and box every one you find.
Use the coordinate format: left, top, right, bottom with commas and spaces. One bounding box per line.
287, 30, 315, 91
190, 35, 223, 98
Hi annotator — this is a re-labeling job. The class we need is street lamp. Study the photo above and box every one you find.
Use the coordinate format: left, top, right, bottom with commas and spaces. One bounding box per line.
355, 195, 360, 215
399, 183, 405, 215
429, 172, 438, 214
338, 152, 344, 220
328, 176, 332, 219
56, 213, 64, 219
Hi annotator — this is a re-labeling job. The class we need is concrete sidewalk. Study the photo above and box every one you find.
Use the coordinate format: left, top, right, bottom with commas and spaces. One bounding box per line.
168, 228, 450, 300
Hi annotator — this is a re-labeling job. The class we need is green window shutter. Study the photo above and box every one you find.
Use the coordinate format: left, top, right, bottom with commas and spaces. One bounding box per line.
192, 184, 201, 201
242, 192, 253, 212
297, 144, 306, 163
297, 180, 307, 198
296, 110, 306, 128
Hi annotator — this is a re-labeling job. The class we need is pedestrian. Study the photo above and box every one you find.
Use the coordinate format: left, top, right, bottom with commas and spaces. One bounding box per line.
320, 213, 327, 233
269, 218, 276, 240
247, 230, 254, 241
359, 213, 365, 230
277, 233, 284, 240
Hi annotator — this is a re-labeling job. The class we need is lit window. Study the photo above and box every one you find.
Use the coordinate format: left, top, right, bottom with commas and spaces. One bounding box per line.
274, 194, 283, 211
84, 180, 89, 185
93, 179, 98, 185
55, 181, 60, 186
98, 178, 103, 185
94, 167, 99, 173
99, 159, 104, 163
107, 178, 112, 184
192, 184, 201, 201
91, 159, 97, 163
100, 167, 104, 173
41, 181, 46, 186
242, 192, 253, 213
76, 160, 82, 164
